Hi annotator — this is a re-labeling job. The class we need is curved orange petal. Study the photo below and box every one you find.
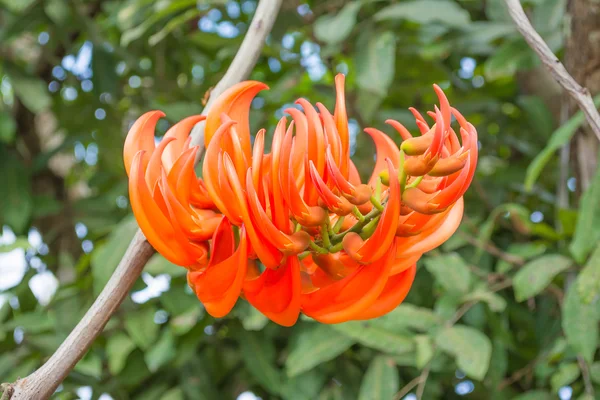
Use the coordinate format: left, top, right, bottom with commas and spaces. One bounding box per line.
202, 119, 239, 220
325, 147, 371, 205
146, 136, 176, 189
302, 244, 395, 324
129, 151, 198, 266
397, 197, 464, 256
222, 153, 284, 269
343, 159, 400, 263
243, 255, 302, 327
351, 264, 416, 321
309, 161, 354, 215
245, 170, 310, 254
280, 133, 327, 227
316, 102, 341, 167
124, 111, 163, 176
189, 220, 248, 317
162, 115, 205, 171
334, 74, 350, 177
364, 128, 400, 188
204, 81, 268, 159
269, 117, 291, 231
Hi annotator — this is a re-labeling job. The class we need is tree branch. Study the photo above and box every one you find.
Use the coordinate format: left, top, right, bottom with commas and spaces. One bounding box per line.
189, 0, 283, 161
504, 0, 600, 141
6, 1, 282, 398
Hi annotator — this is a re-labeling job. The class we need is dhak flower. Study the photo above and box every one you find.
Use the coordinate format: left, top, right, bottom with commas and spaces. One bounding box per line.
123, 74, 478, 326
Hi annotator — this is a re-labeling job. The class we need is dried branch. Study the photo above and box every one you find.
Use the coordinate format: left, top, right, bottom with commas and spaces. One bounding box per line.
6, 1, 282, 398
504, 0, 600, 141
189, 0, 284, 160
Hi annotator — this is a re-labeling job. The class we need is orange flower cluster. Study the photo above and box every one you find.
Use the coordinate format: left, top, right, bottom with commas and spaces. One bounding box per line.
124, 74, 477, 326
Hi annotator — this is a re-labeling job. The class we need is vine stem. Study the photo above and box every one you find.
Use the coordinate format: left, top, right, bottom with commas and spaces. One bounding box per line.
6, 1, 282, 398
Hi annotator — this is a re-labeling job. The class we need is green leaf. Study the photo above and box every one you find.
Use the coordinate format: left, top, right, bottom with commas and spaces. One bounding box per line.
331, 321, 414, 354
161, 388, 185, 400
590, 362, 600, 384
0, 148, 32, 234
356, 30, 396, 97
281, 369, 328, 400
435, 325, 492, 380
513, 391, 553, 400
5, 67, 52, 113
73, 352, 103, 379
120, 0, 197, 46
496, 242, 546, 273
518, 96, 555, 138
374, 0, 470, 27
375, 304, 442, 332
415, 335, 434, 369
144, 329, 175, 372
0, 0, 36, 13
236, 301, 269, 331
570, 155, 600, 263
485, 0, 512, 21
577, 246, 600, 303
423, 253, 472, 294
145, 254, 186, 277
550, 362, 580, 392
484, 39, 535, 81
0, 111, 16, 144
462, 287, 507, 312
286, 324, 354, 377
239, 332, 281, 394
314, 2, 361, 45
0, 237, 29, 253
512, 254, 572, 301
107, 333, 136, 375
4, 312, 55, 333
532, 0, 567, 34
91, 216, 138, 295
148, 8, 202, 46
358, 356, 399, 400
125, 307, 159, 350
525, 95, 600, 192
92, 47, 119, 95
562, 279, 600, 363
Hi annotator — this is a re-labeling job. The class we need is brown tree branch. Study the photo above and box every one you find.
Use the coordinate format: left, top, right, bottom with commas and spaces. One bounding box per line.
189, 0, 283, 161
504, 0, 600, 141
5, 1, 282, 398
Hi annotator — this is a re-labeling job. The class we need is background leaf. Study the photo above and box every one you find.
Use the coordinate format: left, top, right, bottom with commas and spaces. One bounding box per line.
435, 325, 492, 380
512, 254, 572, 301
358, 356, 399, 400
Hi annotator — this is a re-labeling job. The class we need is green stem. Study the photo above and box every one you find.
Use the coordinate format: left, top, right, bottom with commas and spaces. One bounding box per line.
360, 215, 381, 239
332, 216, 345, 233
352, 206, 365, 223
370, 195, 384, 212
331, 205, 383, 243
309, 240, 328, 254
321, 223, 331, 248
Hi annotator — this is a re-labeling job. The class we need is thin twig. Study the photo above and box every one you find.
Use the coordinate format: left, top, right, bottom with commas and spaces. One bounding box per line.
415, 363, 431, 400
498, 356, 540, 390
393, 375, 424, 400
578, 356, 595, 397
458, 231, 525, 266
7, 1, 282, 398
189, 0, 283, 162
9, 232, 154, 399
504, 0, 600, 141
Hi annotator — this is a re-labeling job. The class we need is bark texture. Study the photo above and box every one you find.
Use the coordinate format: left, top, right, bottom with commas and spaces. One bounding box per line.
566, 0, 600, 192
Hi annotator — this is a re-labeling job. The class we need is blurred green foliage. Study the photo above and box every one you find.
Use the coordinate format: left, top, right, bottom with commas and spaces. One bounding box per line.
1, 0, 599, 399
